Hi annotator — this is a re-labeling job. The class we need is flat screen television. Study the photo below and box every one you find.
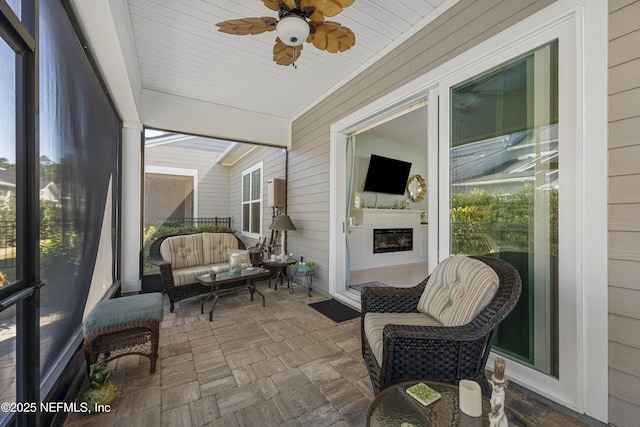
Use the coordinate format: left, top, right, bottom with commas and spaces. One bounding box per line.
363, 154, 412, 195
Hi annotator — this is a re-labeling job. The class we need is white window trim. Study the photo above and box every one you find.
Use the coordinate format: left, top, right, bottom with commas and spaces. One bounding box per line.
241, 161, 263, 239
144, 165, 199, 217
329, 0, 607, 421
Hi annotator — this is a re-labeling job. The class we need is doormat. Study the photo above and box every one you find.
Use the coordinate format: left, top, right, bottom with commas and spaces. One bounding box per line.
308, 299, 360, 323
348, 281, 392, 292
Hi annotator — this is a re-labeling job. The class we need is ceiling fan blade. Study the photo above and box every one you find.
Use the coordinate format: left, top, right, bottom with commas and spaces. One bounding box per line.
216, 17, 277, 35
300, 0, 325, 22
308, 21, 355, 53
312, 0, 354, 18
262, 0, 296, 12
273, 38, 303, 66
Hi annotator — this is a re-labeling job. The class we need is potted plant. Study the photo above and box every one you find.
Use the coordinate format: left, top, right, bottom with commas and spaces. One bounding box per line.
81, 361, 117, 411
295, 260, 315, 273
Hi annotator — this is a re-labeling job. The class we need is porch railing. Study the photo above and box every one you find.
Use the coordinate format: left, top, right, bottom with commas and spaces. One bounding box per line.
145, 217, 233, 228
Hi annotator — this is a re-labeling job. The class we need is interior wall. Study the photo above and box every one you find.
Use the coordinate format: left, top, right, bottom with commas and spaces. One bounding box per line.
607, 1, 640, 425
353, 135, 427, 211
287, 0, 556, 295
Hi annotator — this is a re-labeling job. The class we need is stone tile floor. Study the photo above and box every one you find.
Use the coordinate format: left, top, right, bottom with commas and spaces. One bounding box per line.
65, 282, 605, 427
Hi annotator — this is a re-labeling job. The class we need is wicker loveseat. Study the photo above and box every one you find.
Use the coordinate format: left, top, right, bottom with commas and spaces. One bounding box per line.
150, 232, 252, 312
361, 255, 521, 396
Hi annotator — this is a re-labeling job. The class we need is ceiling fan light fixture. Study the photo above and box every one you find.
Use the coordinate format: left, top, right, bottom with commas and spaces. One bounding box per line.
276, 15, 309, 46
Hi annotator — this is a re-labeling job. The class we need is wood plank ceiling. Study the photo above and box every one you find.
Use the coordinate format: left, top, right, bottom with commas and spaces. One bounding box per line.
127, 0, 450, 120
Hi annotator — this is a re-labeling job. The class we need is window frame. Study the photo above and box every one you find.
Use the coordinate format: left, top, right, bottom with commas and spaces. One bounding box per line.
0, 1, 39, 425
240, 161, 263, 239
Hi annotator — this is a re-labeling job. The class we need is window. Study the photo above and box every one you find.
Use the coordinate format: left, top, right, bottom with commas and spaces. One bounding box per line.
241, 162, 262, 237
144, 169, 196, 228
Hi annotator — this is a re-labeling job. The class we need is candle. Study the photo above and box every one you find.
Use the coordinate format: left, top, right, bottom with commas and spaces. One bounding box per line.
271, 254, 276, 262
494, 357, 506, 381
459, 379, 482, 417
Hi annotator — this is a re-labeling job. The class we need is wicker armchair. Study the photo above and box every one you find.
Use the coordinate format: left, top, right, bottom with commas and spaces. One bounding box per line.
149, 233, 247, 312
361, 256, 521, 396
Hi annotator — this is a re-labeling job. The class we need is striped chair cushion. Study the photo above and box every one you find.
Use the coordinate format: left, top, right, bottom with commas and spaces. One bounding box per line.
160, 234, 203, 269
417, 256, 499, 327
202, 233, 239, 265
364, 312, 442, 365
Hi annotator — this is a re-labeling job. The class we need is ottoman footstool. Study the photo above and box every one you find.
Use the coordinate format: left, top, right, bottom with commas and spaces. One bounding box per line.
83, 292, 164, 375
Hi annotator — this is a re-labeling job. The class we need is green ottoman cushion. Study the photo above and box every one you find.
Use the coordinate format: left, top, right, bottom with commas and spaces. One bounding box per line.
83, 292, 164, 336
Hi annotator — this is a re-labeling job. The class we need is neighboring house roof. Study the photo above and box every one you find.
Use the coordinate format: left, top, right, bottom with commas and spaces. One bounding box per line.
40, 181, 60, 202
0, 169, 16, 198
0, 169, 60, 201
0, 169, 15, 187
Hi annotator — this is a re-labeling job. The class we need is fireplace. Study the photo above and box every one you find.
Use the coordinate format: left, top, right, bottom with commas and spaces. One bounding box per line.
373, 228, 413, 254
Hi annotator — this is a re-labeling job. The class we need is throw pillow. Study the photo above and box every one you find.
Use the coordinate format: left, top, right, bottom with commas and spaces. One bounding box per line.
226, 249, 251, 267
417, 256, 499, 327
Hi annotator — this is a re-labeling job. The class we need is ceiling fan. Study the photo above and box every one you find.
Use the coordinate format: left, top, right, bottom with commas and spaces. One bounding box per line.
216, 0, 356, 67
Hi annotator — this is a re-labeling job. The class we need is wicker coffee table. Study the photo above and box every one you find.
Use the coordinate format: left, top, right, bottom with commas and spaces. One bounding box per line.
196, 267, 269, 320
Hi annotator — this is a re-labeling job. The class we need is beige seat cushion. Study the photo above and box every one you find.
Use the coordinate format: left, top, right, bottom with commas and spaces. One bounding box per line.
202, 233, 239, 265
417, 256, 499, 327
171, 265, 211, 287
172, 263, 230, 287
364, 312, 442, 365
160, 234, 203, 269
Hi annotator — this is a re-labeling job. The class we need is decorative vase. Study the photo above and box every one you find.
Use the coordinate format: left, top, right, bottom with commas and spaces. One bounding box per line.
229, 253, 241, 276
82, 381, 117, 410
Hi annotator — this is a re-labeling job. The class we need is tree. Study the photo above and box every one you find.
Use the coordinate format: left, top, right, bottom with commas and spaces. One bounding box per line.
0, 157, 15, 170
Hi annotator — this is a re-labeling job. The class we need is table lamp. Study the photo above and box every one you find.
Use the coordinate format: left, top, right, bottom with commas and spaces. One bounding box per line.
269, 214, 296, 261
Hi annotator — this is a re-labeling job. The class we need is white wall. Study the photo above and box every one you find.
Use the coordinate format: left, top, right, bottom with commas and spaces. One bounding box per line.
140, 91, 291, 148
353, 135, 428, 211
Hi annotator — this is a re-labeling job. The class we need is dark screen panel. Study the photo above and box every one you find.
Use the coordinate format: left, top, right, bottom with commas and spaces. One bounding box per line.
39, 0, 120, 383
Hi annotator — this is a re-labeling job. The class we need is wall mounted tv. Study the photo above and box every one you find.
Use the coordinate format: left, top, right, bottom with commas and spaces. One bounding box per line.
363, 154, 412, 195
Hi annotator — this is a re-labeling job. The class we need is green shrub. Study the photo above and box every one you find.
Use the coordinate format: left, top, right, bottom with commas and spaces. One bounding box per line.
450, 186, 558, 256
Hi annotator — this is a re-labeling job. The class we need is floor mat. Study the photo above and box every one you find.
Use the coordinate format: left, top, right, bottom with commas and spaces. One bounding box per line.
308, 299, 360, 323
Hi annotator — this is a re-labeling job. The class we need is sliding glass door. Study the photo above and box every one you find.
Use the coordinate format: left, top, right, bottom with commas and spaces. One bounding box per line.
447, 41, 559, 376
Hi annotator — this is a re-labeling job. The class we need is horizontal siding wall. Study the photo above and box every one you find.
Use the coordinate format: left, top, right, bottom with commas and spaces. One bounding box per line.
144, 146, 231, 220
229, 145, 287, 247
608, 1, 640, 425
288, 0, 555, 294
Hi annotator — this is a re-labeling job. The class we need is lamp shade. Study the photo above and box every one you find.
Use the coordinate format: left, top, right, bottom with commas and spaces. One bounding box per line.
276, 15, 309, 46
269, 214, 297, 231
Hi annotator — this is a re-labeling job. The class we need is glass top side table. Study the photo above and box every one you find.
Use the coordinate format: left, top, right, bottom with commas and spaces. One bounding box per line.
367, 381, 527, 427
289, 267, 314, 296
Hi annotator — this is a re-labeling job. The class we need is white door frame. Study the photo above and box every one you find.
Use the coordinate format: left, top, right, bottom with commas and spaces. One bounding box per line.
329, 0, 607, 421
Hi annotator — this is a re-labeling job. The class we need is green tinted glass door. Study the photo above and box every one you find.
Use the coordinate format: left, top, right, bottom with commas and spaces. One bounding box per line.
449, 41, 559, 377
